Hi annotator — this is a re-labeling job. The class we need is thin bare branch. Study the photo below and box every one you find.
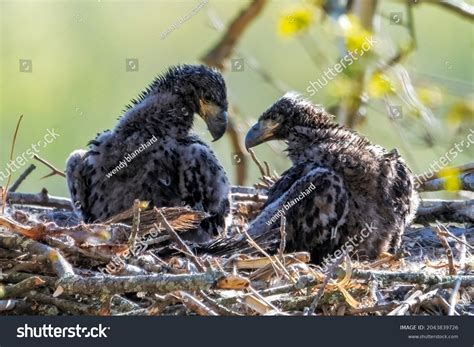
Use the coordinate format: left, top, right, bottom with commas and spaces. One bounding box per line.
2, 115, 23, 214
33, 154, 65, 179
9, 164, 36, 193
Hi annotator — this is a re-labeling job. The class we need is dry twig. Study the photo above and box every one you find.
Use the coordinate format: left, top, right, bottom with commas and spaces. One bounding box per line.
9, 164, 36, 193
449, 233, 467, 315
2, 115, 23, 214
33, 154, 66, 179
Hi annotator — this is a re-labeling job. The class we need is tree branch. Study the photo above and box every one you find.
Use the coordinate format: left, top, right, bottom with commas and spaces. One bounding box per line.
201, 0, 267, 69
0, 232, 75, 279
0, 276, 45, 299
413, 0, 474, 20
201, 0, 267, 185
351, 269, 474, 286
6, 188, 73, 210
8, 164, 36, 193
57, 271, 248, 296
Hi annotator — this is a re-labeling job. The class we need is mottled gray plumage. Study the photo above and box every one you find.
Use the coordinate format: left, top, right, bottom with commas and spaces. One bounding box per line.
66, 64, 232, 241
245, 93, 419, 263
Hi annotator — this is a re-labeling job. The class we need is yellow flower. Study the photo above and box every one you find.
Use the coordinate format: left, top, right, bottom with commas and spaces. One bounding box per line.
328, 76, 359, 98
278, 6, 314, 37
438, 167, 461, 192
447, 99, 474, 128
368, 72, 395, 98
339, 14, 372, 52
417, 85, 443, 108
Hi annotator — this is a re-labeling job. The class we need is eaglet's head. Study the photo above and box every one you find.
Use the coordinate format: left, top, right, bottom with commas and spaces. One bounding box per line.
245, 93, 331, 149
165, 64, 229, 141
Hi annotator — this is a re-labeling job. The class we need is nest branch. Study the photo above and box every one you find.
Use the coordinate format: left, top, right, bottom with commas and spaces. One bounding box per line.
57, 271, 248, 296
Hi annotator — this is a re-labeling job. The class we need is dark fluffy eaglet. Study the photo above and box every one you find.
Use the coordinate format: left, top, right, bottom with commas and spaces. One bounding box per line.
245, 93, 419, 264
66, 64, 232, 242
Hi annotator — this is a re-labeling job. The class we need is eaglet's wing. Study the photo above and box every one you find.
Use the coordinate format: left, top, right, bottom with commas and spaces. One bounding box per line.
250, 164, 350, 263
177, 136, 231, 239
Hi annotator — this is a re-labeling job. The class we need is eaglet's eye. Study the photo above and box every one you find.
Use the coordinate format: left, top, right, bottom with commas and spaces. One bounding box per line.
203, 92, 213, 103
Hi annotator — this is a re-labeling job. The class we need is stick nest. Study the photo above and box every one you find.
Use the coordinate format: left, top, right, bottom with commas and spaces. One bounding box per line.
0, 186, 472, 316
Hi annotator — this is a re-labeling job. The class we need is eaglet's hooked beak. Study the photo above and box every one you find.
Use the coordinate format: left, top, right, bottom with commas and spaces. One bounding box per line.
199, 101, 228, 141
245, 120, 280, 150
